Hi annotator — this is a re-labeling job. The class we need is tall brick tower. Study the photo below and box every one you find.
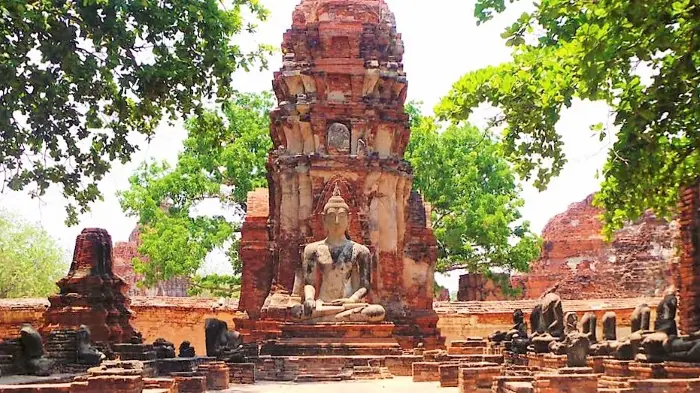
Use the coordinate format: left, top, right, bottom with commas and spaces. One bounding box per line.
238, 0, 442, 348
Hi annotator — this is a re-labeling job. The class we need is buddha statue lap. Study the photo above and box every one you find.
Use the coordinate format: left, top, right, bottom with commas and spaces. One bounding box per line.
291, 187, 386, 324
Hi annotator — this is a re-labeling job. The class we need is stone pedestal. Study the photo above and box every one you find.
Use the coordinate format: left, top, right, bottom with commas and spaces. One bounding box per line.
459, 365, 501, 393
42, 229, 137, 344
600, 359, 633, 391
629, 361, 667, 379
384, 355, 422, 376
629, 378, 700, 393
533, 372, 598, 393
586, 355, 609, 373
412, 362, 440, 382
438, 363, 460, 387
664, 361, 700, 379
448, 338, 487, 355
198, 362, 229, 391
542, 354, 567, 371
112, 343, 156, 361
259, 323, 402, 356
227, 363, 255, 384
172, 373, 206, 393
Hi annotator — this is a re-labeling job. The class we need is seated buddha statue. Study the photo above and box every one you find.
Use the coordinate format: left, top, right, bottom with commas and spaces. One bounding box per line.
291, 187, 386, 323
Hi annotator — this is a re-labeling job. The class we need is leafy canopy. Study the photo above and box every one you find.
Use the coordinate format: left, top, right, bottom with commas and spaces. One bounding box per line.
0, 210, 68, 298
439, 0, 700, 237
118, 92, 273, 296
1, 0, 272, 224
406, 103, 541, 274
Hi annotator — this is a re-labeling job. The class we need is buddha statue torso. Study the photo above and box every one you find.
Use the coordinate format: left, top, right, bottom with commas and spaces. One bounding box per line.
291, 187, 385, 323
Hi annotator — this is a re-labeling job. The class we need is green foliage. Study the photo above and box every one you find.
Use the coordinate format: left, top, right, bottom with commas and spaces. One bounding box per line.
0, 0, 273, 225
439, 0, 700, 238
406, 103, 541, 274
118, 92, 273, 294
0, 211, 68, 298
189, 274, 241, 298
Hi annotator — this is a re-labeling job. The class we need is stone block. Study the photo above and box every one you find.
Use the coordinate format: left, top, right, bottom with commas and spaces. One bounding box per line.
665, 362, 700, 379
629, 378, 700, 393
629, 361, 667, 379
227, 363, 255, 384
0, 384, 72, 393
533, 373, 598, 393
173, 375, 206, 393
458, 365, 501, 393
438, 363, 459, 387
384, 356, 421, 376
412, 362, 440, 382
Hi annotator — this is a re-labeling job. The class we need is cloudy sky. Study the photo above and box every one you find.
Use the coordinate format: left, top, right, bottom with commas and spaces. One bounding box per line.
0, 0, 614, 293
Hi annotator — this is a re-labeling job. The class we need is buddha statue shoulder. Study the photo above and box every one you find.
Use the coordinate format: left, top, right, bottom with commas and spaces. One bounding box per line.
292, 187, 386, 323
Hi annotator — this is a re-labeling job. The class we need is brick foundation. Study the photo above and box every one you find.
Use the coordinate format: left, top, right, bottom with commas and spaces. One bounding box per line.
227, 363, 255, 384
458, 365, 501, 393
384, 355, 422, 376
412, 362, 440, 382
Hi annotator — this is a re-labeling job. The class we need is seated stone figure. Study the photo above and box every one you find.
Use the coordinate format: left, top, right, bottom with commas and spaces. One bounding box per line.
291, 188, 385, 323
17, 324, 53, 376
76, 325, 105, 366
179, 341, 196, 358
205, 318, 243, 359
153, 338, 176, 359
590, 312, 618, 356
640, 288, 700, 362
613, 303, 652, 360
489, 309, 527, 343
550, 312, 590, 367
531, 293, 564, 353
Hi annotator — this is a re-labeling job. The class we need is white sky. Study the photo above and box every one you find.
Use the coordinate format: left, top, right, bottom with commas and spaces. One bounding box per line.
0, 0, 614, 294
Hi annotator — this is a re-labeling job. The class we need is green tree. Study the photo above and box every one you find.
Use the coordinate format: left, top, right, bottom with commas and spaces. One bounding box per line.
118, 91, 273, 296
0, 211, 68, 298
1, 0, 272, 225
438, 0, 700, 238
406, 103, 541, 275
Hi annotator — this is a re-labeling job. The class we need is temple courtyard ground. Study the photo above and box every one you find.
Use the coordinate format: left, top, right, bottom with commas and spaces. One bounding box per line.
219, 378, 450, 393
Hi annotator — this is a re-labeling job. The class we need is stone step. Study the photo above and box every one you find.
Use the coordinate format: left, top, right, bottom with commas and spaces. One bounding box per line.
294, 373, 349, 382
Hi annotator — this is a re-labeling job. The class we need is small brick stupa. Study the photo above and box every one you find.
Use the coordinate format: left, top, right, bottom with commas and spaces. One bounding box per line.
43, 228, 137, 344
237, 0, 443, 348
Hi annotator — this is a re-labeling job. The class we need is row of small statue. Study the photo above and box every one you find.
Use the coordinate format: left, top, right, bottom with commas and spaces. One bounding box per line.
489, 290, 700, 364
13, 324, 105, 376
11, 318, 247, 376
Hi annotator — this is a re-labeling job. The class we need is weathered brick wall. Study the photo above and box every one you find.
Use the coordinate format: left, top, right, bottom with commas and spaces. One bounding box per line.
457, 273, 509, 301
679, 181, 700, 334
521, 194, 676, 299
113, 228, 190, 298
0, 297, 240, 354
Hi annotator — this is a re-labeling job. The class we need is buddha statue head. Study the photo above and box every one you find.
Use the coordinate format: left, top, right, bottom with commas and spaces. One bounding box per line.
322, 186, 350, 240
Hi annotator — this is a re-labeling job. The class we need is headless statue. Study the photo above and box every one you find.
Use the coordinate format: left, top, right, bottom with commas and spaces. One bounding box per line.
489, 309, 527, 343
76, 325, 105, 365
640, 289, 700, 362
581, 312, 598, 344
292, 187, 386, 323
591, 312, 618, 356
532, 293, 564, 353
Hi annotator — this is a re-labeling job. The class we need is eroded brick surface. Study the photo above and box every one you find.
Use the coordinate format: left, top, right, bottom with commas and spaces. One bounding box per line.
518, 194, 676, 300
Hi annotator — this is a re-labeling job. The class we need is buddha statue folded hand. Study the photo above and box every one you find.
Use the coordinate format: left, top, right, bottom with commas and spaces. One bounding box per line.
291, 187, 386, 323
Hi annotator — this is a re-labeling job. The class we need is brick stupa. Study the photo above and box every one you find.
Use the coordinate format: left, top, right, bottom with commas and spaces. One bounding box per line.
237, 0, 443, 348
43, 228, 137, 344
